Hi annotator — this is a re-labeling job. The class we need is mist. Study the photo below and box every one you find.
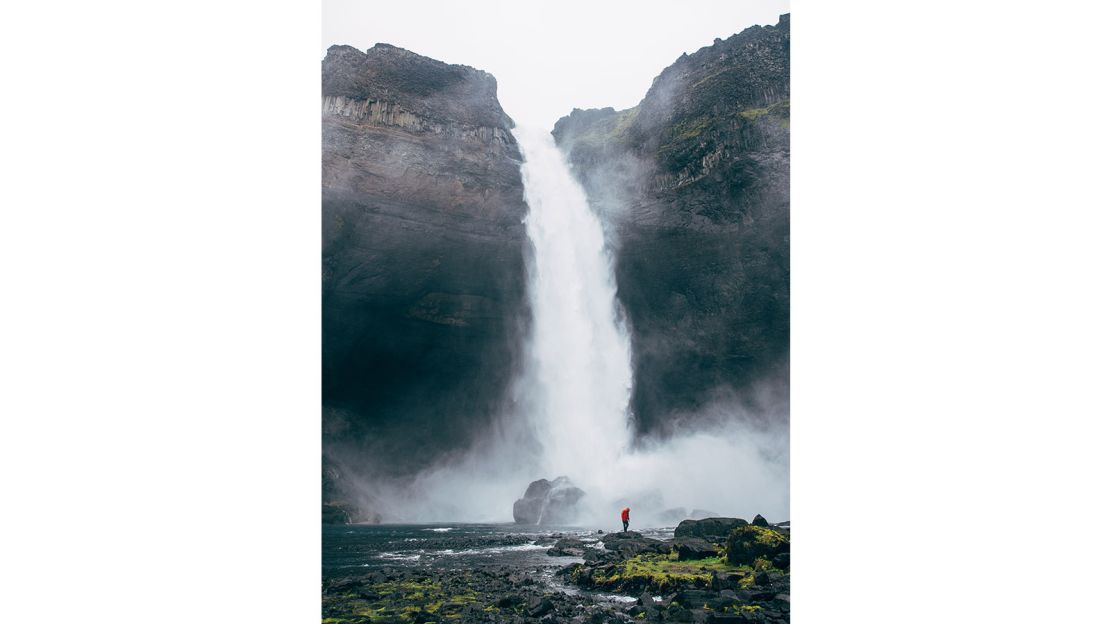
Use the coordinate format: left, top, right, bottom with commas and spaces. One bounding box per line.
329, 121, 788, 526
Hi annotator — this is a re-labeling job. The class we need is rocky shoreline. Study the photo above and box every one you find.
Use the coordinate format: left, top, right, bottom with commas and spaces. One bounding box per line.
322, 516, 789, 623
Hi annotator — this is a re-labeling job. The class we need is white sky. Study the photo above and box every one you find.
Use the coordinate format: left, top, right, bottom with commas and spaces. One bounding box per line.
323, 0, 789, 129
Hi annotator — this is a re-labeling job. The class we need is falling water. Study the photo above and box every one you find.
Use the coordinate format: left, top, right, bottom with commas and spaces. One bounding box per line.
513, 126, 634, 493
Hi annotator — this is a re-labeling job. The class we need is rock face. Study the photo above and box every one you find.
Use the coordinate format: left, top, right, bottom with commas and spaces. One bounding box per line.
322, 44, 529, 515
512, 477, 586, 525
552, 15, 790, 434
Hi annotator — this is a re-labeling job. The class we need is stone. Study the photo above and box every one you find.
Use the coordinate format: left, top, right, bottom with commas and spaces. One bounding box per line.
527, 596, 555, 617
674, 517, 749, 541
751, 514, 769, 527
513, 477, 586, 525
675, 589, 718, 608
724, 525, 789, 566
669, 604, 695, 622
547, 537, 588, 557
674, 537, 718, 560
771, 552, 789, 570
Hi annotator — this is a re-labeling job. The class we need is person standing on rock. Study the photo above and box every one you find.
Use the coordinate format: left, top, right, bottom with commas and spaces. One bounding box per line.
621, 507, 630, 532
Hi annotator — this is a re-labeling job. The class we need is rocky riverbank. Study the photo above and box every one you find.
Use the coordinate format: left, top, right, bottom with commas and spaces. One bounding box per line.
322, 516, 789, 623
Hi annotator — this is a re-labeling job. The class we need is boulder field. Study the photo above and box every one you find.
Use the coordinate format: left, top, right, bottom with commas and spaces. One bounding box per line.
323, 516, 789, 623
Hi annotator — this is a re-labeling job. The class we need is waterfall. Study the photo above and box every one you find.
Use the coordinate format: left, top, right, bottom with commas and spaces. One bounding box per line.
504, 126, 789, 526
513, 126, 634, 493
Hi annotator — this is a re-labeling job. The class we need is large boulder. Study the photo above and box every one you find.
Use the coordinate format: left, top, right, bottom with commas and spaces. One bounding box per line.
724, 525, 790, 566
547, 537, 589, 557
672, 537, 718, 560
512, 477, 586, 525
601, 531, 667, 557
674, 517, 748, 541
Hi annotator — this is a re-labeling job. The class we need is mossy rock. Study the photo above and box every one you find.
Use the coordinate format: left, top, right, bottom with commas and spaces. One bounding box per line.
724, 525, 789, 566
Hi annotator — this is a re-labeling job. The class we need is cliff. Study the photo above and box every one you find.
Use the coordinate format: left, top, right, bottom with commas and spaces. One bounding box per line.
322, 44, 528, 520
552, 15, 790, 434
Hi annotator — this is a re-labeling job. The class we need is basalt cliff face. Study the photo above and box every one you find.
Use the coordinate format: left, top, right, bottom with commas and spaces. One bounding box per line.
552, 15, 790, 435
322, 44, 528, 521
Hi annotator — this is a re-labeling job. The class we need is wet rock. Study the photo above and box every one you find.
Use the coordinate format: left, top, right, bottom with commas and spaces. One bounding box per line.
673, 537, 718, 560
666, 602, 694, 622
754, 571, 770, 586
547, 537, 588, 557
602, 534, 665, 557
707, 616, 751, 624
676, 589, 718, 608
724, 525, 789, 566
675, 517, 749, 541
513, 477, 586, 524
602, 530, 644, 541
527, 596, 555, 617
771, 552, 789, 570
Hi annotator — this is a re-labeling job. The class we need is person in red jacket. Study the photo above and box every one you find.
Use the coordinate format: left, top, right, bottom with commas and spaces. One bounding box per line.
621, 507, 630, 532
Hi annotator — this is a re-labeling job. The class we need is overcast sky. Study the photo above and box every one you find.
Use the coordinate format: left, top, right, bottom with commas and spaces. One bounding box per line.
323, 0, 789, 129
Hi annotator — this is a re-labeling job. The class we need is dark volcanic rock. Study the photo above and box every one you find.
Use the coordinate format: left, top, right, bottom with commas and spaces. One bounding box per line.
513, 477, 586, 525
321, 503, 352, 525
322, 44, 528, 514
675, 517, 749, 541
751, 514, 769, 527
673, 537, 718, 560
601, 531, 666, 557
547, 537, 589, 557
724, 525, 790, 566
552, 15, 790, 435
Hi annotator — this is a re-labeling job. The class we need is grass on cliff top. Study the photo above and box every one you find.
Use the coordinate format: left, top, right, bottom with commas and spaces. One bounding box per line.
573, 105, 640, 148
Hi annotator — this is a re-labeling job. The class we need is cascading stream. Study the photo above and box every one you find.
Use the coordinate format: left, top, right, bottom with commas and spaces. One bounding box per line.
513, 126, 634, 494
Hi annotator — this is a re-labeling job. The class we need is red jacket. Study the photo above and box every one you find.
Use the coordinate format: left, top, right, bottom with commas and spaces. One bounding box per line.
621, 508, 630, 521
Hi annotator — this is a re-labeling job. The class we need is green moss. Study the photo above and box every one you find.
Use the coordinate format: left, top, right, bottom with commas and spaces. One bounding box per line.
738, 106, 771, 120
726, 525, 790, 566
585, 553, 751, 593
670, 116, 713, 142
723, 603, 762, 615
571, 105, 640, 150
324, 577, 483, 623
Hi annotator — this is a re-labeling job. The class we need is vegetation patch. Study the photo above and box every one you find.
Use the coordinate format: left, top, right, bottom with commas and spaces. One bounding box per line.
323, 578, 484, 623
725, 525, 790, 566
576, 553, 752, 593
